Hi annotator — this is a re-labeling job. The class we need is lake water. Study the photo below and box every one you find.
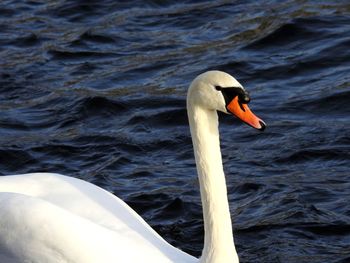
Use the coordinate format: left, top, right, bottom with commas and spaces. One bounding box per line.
0, 1, 349, 262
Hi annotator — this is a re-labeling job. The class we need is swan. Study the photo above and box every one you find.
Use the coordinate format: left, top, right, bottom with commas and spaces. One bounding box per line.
0, 71, 265, 263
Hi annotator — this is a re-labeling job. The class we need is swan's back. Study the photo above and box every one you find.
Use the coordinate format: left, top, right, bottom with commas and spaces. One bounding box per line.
0, 173, 196, 263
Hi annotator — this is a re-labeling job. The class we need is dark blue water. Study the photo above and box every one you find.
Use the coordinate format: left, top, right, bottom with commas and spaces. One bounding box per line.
1, 1, 350, 262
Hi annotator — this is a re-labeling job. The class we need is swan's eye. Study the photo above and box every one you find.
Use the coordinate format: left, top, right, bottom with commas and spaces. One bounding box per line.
219, 87, 250, 105
215, 86, 249, 102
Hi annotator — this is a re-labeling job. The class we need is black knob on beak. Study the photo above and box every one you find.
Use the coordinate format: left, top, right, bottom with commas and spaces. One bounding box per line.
240, 93, 250, 104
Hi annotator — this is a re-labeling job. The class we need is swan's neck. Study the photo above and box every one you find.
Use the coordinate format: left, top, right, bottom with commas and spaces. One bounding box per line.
187, 104, 239, 263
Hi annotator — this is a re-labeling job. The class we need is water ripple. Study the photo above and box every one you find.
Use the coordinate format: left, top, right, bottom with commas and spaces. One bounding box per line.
0, 0, 349, 262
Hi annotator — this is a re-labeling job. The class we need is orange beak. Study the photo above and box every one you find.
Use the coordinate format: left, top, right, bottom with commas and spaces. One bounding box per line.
227, 97, 266, 131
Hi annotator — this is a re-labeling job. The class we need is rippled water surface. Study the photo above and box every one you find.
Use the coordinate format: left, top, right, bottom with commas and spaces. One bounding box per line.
1, 1, 350, 262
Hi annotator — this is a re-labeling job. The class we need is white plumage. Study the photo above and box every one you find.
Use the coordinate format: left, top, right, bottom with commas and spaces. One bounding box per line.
0, 71, 265, 263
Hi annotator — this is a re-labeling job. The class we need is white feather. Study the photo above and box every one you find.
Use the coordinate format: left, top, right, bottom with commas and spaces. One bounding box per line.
0, 71, 247, 263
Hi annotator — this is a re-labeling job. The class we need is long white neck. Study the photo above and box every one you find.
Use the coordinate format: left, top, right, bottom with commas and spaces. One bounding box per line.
187, 101, 239, 263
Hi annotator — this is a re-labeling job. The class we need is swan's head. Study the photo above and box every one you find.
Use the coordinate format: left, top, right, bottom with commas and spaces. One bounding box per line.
187, 70, 266, 130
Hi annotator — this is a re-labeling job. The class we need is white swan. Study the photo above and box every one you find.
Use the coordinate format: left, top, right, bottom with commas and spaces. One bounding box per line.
0, 71, 265, 263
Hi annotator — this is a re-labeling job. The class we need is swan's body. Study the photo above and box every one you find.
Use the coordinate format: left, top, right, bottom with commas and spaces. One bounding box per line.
0, 173, 195, 263
0, 71, 265, 263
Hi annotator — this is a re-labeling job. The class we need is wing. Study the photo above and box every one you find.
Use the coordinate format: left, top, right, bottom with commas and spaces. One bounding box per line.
0, 173, 197, 263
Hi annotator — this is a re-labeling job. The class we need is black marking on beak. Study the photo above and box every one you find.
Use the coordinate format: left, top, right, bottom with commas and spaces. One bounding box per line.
215, 86, 251, 106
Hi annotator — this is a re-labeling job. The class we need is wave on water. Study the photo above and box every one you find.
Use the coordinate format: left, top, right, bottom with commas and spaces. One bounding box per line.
0, 1, 350, 262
